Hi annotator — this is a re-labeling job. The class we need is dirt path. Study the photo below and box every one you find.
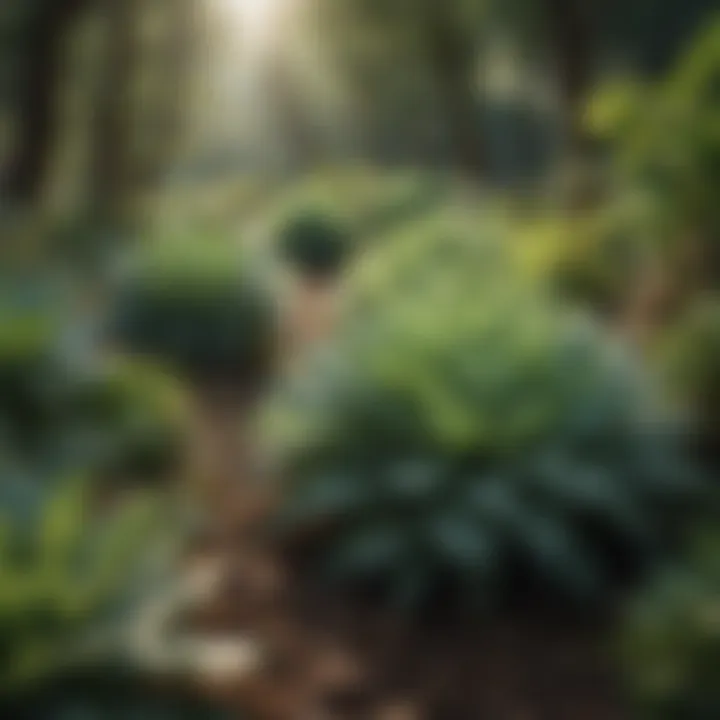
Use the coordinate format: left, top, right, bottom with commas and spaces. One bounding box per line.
184, 485, 628, 720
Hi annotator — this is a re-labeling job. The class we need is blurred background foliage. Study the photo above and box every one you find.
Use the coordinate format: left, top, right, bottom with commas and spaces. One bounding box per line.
0, 0, 719, 717
621, 526, 720, 719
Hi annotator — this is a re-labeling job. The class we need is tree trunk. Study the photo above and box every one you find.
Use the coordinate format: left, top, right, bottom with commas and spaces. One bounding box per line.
438, 67, 486, 179
544, 0, 595, 157
1, 0, 89, 206
134, 0, 196, 191
423, 3, 485, 179
89, 0, 141, 226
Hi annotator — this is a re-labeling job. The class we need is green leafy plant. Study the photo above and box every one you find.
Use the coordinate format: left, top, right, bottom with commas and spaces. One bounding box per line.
0, 476, 157, 696
268, 231, 701, 611
621, 526, 720, 719
0, 475, 233, 718
515, 197, 658, 316
345, 207, 518, 317
111, 238, 276, 388
65, 360, 189, 485
585, 18, 720, 261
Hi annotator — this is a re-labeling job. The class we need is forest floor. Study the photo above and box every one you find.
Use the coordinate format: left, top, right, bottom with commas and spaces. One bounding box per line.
185, 483, 629, 720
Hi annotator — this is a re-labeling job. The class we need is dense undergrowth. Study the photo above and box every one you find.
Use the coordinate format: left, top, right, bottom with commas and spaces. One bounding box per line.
268, 228, 702, 612
0, 17, 718, 719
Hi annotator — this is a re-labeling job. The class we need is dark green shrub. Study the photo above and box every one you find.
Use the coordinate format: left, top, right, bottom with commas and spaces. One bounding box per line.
111, 239, 276, 388
621, 526, 720, 719
0, 296, 68, 454
279, 212, 352, 279
268, 232, 701, 611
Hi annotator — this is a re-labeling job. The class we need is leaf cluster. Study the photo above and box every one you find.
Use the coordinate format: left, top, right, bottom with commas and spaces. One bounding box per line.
270, 228, 700, 610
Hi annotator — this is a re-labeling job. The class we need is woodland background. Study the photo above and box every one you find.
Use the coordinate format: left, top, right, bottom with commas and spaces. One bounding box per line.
0, 1, 719, 718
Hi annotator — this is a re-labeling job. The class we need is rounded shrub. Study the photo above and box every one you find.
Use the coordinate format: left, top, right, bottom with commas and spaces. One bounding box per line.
268, 230, 701, 611
111, 238, 276, 388
279, 211, 352, 279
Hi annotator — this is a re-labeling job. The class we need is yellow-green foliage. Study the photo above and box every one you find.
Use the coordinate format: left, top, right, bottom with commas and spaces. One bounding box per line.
513, 191, 661, 314
347, 204, 518, 314
585, 17, 720, 241
0, 479, 157, 692
150, 178, 275, 236
259, 166, 452, 245
0, 303, 58, 370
